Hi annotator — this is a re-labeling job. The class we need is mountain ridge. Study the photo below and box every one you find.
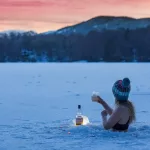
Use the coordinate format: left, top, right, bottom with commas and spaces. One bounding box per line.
1, 16, 150, 36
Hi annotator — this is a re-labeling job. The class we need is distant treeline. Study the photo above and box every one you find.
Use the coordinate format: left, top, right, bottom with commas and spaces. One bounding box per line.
1, 26, 150, 62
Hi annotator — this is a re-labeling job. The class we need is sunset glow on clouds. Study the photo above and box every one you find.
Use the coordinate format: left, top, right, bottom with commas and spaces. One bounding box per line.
0, 0, 150, 33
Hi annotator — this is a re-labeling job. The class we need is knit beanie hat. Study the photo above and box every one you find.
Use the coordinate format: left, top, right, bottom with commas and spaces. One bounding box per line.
112, 78, 131, 101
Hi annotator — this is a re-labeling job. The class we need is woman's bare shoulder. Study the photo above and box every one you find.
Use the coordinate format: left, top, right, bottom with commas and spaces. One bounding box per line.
114, 105, 128, 113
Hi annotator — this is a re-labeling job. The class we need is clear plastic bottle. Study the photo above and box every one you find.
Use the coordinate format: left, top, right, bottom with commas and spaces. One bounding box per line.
76, 105, 83, 125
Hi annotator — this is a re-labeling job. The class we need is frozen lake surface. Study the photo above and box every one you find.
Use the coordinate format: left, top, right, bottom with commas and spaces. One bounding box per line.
0, 63, 150, 150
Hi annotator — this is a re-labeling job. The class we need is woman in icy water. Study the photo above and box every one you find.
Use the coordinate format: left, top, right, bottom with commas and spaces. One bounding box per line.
92, 78, 135, 132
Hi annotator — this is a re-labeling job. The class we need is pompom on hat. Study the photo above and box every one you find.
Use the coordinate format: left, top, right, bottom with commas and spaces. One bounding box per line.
112, 78, 131, 101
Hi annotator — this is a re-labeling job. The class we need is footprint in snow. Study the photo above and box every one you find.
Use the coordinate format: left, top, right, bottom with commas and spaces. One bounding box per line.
75, 93, 80, 96
141, 111, 148, 113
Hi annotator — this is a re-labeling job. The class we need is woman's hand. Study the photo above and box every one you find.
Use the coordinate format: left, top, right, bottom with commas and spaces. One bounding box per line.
91, 92, 113, 116
91, 95, 104, 104
101, 110, 108, 117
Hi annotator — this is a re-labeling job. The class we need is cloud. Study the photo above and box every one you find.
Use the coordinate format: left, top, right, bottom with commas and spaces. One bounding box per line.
0, 0, 86, 9
0, 12, 80, 25
0, 0, 149, 9
0, 0, 54, 7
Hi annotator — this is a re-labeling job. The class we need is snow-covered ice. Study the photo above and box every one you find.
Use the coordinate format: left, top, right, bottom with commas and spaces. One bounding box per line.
0, 63, 150, 150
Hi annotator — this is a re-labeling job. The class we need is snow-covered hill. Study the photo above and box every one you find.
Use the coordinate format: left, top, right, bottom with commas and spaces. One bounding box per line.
1, 16, 150, 37
42, 16, 150, 35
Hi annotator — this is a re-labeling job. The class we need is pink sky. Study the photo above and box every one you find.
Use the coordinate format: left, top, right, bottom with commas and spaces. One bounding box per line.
0, 0, 150, 33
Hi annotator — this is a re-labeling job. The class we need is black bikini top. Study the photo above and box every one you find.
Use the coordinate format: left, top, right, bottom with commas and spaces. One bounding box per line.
112, 117, 130, 131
